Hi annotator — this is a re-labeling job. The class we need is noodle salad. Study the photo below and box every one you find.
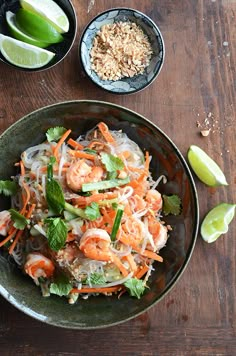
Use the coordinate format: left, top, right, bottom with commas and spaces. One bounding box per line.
0, 122, 177, 303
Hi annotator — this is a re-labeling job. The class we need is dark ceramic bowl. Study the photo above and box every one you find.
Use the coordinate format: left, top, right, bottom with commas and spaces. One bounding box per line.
0, 0, 77, 72
79, 8, 165, 94
0, 100, 199, 329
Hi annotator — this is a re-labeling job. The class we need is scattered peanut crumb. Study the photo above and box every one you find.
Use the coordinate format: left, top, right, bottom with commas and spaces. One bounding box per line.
201, 129, 211, 137
167, 225, 173, 231
90, 22, 153, 81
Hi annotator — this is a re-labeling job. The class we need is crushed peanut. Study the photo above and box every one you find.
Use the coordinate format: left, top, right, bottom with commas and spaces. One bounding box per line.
90, 22, 153, 81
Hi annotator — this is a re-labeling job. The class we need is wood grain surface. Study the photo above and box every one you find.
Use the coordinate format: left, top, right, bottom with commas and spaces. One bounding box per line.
0, 0, 235, 355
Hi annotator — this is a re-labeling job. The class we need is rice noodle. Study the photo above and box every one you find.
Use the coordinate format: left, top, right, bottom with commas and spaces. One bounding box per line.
110, 243, 132, 257
21, 144, 51, 169
151, 175, 167, 190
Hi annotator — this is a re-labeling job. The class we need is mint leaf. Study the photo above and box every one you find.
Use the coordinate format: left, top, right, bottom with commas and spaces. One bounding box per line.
124, 278, 146, 299
46, 180, 65, 215
163, 194, 181, 216
9, 209, 29, 230
45, 217, 67, 251
0, 180, 18, 196
46, 157, 65, 215
46, 127, 67, 142
85, 202, 101, 221
86, 272, 106, 285
101, 153, 124, 172
50, 275, 72, 297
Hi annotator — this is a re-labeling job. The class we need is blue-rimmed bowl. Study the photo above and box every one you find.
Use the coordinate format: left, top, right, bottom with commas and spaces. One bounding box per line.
79, 8, 165, 94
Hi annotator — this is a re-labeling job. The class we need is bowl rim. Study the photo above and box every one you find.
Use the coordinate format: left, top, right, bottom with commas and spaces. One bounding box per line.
0, 0, 77, 73
0, 100, 199, 329
79, 7, 165, 95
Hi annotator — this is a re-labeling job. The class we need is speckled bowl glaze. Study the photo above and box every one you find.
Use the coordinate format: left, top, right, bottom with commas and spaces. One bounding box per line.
0, 101, 199, 329
0, 0, 77, 72
79, 8, 165, 94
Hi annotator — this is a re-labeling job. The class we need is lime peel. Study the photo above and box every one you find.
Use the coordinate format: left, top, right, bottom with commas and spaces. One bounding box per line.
20, 0, 70, 34
201, 203, 236, 243
0, 34, 55, 69
187, 145, 228, 187
6, 11, 48, 48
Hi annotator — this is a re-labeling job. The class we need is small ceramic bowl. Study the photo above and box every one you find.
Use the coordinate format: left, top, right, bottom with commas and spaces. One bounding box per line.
0, 100, 199, 329
79, 8, 165, 94
0, 0, 77, 72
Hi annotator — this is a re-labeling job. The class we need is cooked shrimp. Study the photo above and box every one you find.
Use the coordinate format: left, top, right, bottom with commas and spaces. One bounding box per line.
145, 189, 163, 212
66, 160, 104, 192
0, 210, 11, 236
79, 229, 128, 276
79, 228, 112, 261
118, 217, 144, 249
24, 253, 55, 282
147, 217, 168, 252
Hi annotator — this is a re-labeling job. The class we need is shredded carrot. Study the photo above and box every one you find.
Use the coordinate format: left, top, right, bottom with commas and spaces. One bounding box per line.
20, 160, 25, 176
71, 286, 121, 294
88, 141, 106, 150
67, 138, 84, 150
134, 247, 163, 262
123, 254, 137, 272
0, 228, 17, 248
135, 265, 149, 279
9, 204, 36, 254
97, 122, 114, 143
69, 150, 96, 161
66, 232, 77, 243
53, 129, 71, 159
20, 181, 31, 215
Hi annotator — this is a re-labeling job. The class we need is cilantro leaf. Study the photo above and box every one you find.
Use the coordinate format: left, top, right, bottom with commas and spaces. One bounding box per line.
101, 153, 124, 172
9, 209, 29, 230
45, 217, 67, 251
163, 194, 182, 216
124, 278, 146, 299
86, 272, 106, 285
50, 275, 72, 297
107, 171, 117, 180
46, 127, 67, 142
0, 180, 18, 196
85, 202, 101, 221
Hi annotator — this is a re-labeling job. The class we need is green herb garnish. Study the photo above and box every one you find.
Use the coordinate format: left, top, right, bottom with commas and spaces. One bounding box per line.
0, 180, 18, 196
163, 194, 181, 216
85, 202, 101, 221
101, 152, 124, 172
124, 278, 146, 299
82, 177, 130, 192
111, 207, 124, 241
86, 272, 106, 285
49, 275, 72, 297
45, 217, 67, 251
9, 209, 29, 230
46, 127, 67, 142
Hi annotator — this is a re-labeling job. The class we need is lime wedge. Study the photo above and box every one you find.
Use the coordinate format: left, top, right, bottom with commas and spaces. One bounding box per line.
187, 145, 228, 186
15, 9, 63, 44
201, 203, 235, 243
6, 11, 48, 48
20, 0, 69, 33
0, 34, 55, 69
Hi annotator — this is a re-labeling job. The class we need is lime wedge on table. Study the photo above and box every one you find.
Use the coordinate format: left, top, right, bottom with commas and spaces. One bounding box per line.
6, 11, 48, 48
187, 145, 228, 186
0, 35, 55, 69
201, 203, 235, 243
20, 0, 70, 33
15, 9, 63, 44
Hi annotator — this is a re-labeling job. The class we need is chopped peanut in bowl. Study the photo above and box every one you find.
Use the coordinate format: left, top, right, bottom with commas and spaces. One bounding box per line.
90, 22, 153, 81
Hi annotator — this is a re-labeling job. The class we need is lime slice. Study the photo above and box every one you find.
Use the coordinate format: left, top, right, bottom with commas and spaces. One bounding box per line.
0, 34, 55, 69
187, 145, 228, 186
20, 0, 69, 33
6, 11, 48, 48
201, 203, 235, 243
15, 9, 63, 44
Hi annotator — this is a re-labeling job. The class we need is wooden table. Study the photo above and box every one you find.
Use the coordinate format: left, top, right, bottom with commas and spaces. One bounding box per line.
0, 1, 235, 354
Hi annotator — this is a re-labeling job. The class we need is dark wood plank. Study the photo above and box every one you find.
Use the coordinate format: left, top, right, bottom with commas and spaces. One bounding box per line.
0, 0, 235, 355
